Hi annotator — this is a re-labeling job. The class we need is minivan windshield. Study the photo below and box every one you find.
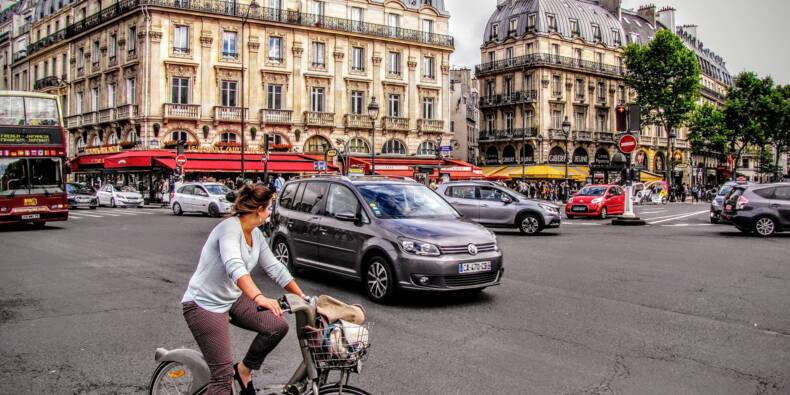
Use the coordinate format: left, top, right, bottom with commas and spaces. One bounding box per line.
67, 183, 95, 194
204, 184, 231, 196
357, 184, 459, 219
717, 185, 733, 196
577, 186, 607, 196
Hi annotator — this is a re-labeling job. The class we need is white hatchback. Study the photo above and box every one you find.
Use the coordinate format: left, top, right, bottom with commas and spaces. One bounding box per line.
171, 183, 233, 217
96, 184, 144, 208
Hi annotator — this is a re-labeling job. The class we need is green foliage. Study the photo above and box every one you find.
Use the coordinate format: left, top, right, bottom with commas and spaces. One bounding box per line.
722, 72, 774, 151
623, 29, 701, 131
688, 103, 727, 154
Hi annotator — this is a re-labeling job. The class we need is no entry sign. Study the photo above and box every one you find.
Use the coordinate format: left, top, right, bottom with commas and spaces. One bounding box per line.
618, 134, 637, 154
176, 155, 188, 167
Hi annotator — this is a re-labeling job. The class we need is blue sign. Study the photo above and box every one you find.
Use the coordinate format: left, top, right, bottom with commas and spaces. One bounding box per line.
314, 161, 327, 171
440, 145, 452, 153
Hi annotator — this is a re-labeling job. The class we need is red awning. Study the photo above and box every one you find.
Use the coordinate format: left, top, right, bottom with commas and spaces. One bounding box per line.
70, 153, 116, 172
104, 150, 175, 168
154, 157, 334, 173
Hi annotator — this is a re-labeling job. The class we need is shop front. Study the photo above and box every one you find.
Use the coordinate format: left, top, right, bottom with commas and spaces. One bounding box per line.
346, 157, 483, 183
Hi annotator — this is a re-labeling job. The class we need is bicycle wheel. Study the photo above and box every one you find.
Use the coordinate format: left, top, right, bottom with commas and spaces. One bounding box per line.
305, 383, 371, 395
149, 361, 199, 395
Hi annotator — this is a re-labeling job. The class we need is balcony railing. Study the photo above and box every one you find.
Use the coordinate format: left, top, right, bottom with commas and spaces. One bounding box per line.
304, 111, 335, 127
344, 114, 374, 129
81, 112, 97, 126
98, 108, 117, 123
261, 109, 293, 125
66, 115, 81, 128
475, 53, 625, 78
116, 104, 138, 120
381, 116, 409, 131
480, 128, 537, 142
550, 129, 569, 140
213, 106, 248, 122
701, 86, 725, 102
34, 76, 61, 90
25, 0, 454, 59
164, 103, 201, 120
675, 140, 689, 149
595, 132, 614, 143
127, 48, 137, 61
417, 119, 444, 133
479, 90, 538, 108
574, 130, 594, 142
12, 50, 27, 62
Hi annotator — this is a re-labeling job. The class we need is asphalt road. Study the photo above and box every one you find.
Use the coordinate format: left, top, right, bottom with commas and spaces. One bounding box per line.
1, 203, 788, 394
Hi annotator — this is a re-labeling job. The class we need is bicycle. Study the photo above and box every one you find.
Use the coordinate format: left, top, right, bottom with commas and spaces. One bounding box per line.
148, 294, 371, 395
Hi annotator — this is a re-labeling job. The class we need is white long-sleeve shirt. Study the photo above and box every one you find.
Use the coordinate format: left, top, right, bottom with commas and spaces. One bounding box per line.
182, 216, 293, 313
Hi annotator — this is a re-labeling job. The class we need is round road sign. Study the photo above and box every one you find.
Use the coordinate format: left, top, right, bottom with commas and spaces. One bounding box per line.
176, 155, 187, 167
618, 134, 638, 154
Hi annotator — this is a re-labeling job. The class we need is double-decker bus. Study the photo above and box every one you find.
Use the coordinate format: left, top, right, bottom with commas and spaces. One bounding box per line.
0, 91, 68, 226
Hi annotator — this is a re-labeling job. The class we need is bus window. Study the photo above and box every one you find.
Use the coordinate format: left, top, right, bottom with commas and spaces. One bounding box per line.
28, 158, 64, 194
0, 158, 29, 194
0, 97, 25, 126
25, 97, 60, 126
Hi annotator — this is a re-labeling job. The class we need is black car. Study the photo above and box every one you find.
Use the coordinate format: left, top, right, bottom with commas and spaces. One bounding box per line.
721, 183, 790, 236
66, 183, 98, 209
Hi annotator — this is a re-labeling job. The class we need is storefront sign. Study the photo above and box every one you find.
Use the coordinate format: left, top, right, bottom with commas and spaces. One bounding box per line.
573, 154, 589, 164
84, 145, 122, 155
548, 154, 566, 164
442, 166, 472, 172
376, 165, 410, 170
595, 152, 610, 164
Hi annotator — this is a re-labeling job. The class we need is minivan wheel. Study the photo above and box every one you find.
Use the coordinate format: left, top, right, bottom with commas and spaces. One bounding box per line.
518, 214, 541, 235
274, 239, 300, 275
364, 257, 395, 303
172, 203, 183, 216
754, 217, 776, 237
208, 203, 220, 218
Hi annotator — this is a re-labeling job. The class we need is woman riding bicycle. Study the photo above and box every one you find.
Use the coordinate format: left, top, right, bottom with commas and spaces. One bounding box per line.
181, 184, 306, 395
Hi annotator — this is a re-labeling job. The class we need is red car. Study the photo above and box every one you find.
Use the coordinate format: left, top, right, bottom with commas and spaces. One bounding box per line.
565, 184, 626, 219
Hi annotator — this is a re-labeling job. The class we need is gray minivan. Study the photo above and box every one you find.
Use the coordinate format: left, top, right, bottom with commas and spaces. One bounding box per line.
270, 176, 504, 303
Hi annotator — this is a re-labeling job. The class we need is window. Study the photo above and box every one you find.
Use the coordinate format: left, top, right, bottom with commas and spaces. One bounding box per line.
485, 80, 495, 97
773, 187, 790, 201
613, 30, 622, 46
576, 79, 584, 98
523, 110, 534, 128
174, 25, 189, 53
382, 139, 406, 155
128, 26, 137, 52
508, 18, 517, 34
618, 86, 625, 103
77, 48, 84, 68
570, 19, 579, 36
171, 77, 189, 104
75, 92, 83, 114
296, 182, 328, 214
91, 87, 99, 111
447, 186, 475, 200
107, 83, 116, 107
487, 51, 495, 64
417, 141, 436, 156
61, 53, 67, 77
592, 24, 601, 42
351, 91, 364, 115
171, 130, 189, 142
268, 37, 283, 63
523, 73, 533, 90
310, 87, 325, 112
388, 52, 401, 75
574, 48, 582, 63
422, 19, 434, 34
304, 136, 330, 154
552, 75, 561, 96
326, 184, 361, 217
505, 47, 514, 64
278, 182, 299, 210
486, 114, 495, 132
351, 7, 364, 27
575, 111, 586, 129
126, 78, 136, 104
92, 40, 100, 64
547, 14, 557, 32
267, 84, 283, 110
423, 56, 435, 79
505, 77, 513, 96
491, 23, 499, 39
222, 31, 238, 58
220, 81, 238, 106
597, 112, 607, 132
109, 34, 117, 59
596, 53, 603, 68
311, 0, 325, 16
551, 44, 560, 59
527, 13, 536, 30
479, 186, 508, 202
348, 138, 370, 153
388, 13, 400, 29
422, 97, 434, 119
312, 42, 325, 67
505, 112, 514, 131
526, 42, 534, 55
598, 82, 606, 100
551, 110, 562, 129
220, 132, 238, 143
388, 94, 401, 117
352, 47, 364, 71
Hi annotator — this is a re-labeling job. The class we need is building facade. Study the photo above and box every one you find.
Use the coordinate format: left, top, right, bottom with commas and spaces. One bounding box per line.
449, 67, 479, 164
11, 0, 454, 169
476, 0, 736, 186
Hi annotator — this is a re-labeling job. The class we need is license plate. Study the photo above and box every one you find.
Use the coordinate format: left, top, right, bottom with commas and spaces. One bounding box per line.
21, 214, 40, 220
572, 206, 587, 212
459, 261, 491, 274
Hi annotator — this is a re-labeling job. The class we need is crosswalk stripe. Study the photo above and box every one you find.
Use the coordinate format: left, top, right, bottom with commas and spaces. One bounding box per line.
95, 210, 136, 215
92, 211, 123, 216
71, 212, 102, 218
125, 209, 156, 214
648, 210, 709, 225
67, 215, 83, 219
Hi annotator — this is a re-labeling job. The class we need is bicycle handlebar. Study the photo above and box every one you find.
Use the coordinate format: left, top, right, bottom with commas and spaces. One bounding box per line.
255, 295, 307, 314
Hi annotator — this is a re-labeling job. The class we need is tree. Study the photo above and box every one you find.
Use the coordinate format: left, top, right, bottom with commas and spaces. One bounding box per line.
764, 85, 790, 181
624, 29, 701, 184
688, 103, 727, 155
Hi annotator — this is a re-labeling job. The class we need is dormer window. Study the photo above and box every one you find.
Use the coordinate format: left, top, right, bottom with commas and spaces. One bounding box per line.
629, 32, 639, 44
509, 18, 518, 34
592, 24, 601, 42
490, 23, 499, 40
569, 19, 580, 37
612, 30, 622, 46
546, 14, 557, 32
527, 13, 536, 31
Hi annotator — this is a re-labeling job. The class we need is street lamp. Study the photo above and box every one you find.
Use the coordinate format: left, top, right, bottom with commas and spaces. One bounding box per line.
367, 96, 380, 175
240, 0, 259, 181
562, 116, 571, 200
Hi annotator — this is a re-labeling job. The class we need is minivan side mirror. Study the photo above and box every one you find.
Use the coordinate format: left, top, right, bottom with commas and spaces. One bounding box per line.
335, 211, 358, 222
501, 195, 513, 204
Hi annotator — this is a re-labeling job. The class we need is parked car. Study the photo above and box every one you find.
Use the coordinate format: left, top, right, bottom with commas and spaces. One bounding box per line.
435, 181, 561, 235
710, 180, 751, 224
66, 183, 97, 209
96, 184, 143, 208
720, 183, 790, 237
565, 184, 625, 219
271, 176, 503, 303
171, 182, 233, 217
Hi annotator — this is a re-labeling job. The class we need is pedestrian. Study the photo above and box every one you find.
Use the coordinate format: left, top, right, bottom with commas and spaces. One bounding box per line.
273, 174, 285, 194
691, 185, 699, 203
429, 179, 438, 190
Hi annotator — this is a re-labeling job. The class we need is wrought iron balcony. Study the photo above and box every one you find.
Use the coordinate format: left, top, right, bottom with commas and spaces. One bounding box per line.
595, 132, 614, 143
304, 111, 335, 127
381, 116, 409, 131
81, 112, 97, 126
417, 119, 443, 133
98, 108, 117, 123
701, 86, 725, 102
475, 53, 625, 79
164, 103, 201, 120
66, 115, 81, 128
344, 114, 374, 129
34, 76, 61, 90
261, 109, 293, 125
574, 130, 594, 142
550, 129, 569, 140
479, 90, 538, 109
116, 104, 138, 120
213, 106, 248, 122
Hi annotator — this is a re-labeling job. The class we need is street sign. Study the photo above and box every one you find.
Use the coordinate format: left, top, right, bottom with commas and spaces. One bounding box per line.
175, 155, 187, 167
618, 134, 637, 154
314, 161, 327, 171
440, 145, 452, 153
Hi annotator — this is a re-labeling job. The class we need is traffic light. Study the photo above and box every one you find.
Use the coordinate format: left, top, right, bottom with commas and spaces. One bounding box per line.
615, 105, 628, 132
176, 140, 185, 155
628, 104, 641, 133
262, 133, 274, 153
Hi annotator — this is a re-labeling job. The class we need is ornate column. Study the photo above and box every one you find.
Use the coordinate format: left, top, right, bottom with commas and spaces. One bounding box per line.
333, 48, 344, 128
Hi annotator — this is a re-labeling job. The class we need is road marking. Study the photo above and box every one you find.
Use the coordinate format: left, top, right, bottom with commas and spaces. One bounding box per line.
563, 222, 602, 226
643, 211, 707, 221
67, 214, 83, 219
641, 210, 666, 214
69, 212, 102, 218
126, 209, 156, 214
648, 210, 709, 225
661, 223, 714, 227
92, 210, 123, 216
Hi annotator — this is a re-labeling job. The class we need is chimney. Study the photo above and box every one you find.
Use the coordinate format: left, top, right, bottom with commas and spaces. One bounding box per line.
599, 0, 622, 19
637, 4, 656, 27
681, 24, 699, 41
656, 6, 676, 32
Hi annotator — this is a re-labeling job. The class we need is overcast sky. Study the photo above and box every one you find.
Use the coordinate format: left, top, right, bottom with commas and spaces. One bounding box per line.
448, 0, 790, 85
